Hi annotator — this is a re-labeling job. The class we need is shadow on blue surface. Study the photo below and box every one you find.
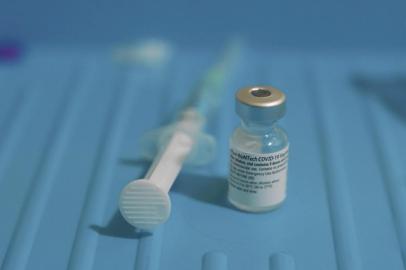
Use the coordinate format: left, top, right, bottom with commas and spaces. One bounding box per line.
90, 212, 151, 239
173, 173, 229, 209
352, 74, 406, 122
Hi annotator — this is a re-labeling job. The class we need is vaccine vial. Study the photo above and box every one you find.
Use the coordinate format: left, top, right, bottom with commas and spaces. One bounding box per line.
228, 86, 289, 212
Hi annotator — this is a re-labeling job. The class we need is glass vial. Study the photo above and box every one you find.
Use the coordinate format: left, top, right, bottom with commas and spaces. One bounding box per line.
228, 86, 289, 212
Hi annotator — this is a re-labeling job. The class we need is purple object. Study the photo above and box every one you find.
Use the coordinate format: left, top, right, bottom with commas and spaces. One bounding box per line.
0, 42, 22, 61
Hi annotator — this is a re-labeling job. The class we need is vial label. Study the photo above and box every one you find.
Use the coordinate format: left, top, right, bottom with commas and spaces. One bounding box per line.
228, 146, 289, 208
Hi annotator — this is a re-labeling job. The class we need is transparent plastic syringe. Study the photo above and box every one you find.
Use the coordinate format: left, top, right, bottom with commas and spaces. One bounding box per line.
119, 42, 240, 231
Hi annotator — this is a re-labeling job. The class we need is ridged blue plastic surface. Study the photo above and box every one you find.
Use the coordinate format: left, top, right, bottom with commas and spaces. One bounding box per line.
0, 48, 405, 270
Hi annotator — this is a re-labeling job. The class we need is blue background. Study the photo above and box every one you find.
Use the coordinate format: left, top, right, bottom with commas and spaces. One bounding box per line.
1, 0, 406, 49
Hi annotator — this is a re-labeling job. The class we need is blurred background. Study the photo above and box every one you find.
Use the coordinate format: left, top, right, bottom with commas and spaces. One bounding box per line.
1, 0, 405, 49
0, 1, 406, 270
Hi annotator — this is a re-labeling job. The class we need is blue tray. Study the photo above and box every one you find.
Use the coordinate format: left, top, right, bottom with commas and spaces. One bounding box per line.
0, 47, 405, 270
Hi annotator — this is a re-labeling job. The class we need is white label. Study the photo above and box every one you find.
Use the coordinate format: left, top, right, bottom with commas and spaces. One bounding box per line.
228, 146, 289, 208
